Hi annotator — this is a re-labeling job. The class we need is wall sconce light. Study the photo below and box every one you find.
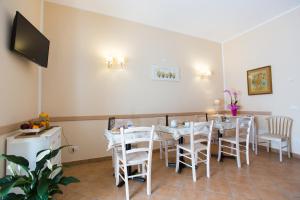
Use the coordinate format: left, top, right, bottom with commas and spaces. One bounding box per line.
198, 69, 212, 79
106, 56, 126, 69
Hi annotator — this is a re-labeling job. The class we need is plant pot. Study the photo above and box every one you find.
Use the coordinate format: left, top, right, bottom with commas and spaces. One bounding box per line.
231, 108, 238, 116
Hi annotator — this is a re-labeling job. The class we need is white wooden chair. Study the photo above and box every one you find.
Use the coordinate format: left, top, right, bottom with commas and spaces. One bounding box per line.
175, 121, 214, 182
115, 126, 155, 200
256, 116, 293, 162
159, 135, 177, 167
217, 116, 254, 168
157, 117, 178, 167
110, 119, 135, 171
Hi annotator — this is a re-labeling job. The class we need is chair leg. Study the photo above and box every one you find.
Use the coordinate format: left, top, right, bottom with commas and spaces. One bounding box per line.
112, 148, 115, 168
195, 151, 198, 167
255, 136, 258, 155
217, 140, 222, 162
252, 128, 255, 152
246, 139, 250, 165
288, 139, 291, 159
175, 146, 179, 173
159, 141, 163, 160
147, 161, 152, 196
123, 163, 130, 200
236, 145, 241, 168
206, 152, 210, 178
267, 140, 270, 152
164, 141, 169, 167
279, 141, 283, 162
115, 160, 119, 186
191, 152, 197, 182
142, 162, 146, 178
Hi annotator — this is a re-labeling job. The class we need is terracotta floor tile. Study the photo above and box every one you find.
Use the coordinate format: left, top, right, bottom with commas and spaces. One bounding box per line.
54, 150, 300, 200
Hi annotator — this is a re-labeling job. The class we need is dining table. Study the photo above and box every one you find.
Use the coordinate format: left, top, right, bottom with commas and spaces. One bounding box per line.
104, 117, 241, 178
155, 120, 238, 170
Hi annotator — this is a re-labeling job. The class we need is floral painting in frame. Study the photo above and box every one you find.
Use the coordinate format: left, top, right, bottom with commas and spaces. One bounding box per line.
247, 66, 273, 95
152, 66, 180, 81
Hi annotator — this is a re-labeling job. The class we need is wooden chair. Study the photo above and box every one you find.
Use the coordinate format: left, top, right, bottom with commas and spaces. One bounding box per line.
175, 121, 214, 182
159, 138, 177, 167
115, 126, 155, 200
256, 116, 293, 162
218, 116, 254, 168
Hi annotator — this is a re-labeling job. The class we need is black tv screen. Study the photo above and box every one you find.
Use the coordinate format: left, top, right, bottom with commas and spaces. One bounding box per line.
10, 11, 50, 68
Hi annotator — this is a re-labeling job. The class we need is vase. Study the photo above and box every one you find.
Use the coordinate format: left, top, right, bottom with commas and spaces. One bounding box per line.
231, 108, 238, 116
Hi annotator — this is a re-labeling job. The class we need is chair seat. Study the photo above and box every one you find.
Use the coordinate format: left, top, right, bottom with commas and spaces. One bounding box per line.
258, 134, 287, 142
219, 137, 246, 143
178, 142, 207, 152
117, 151, 148, 165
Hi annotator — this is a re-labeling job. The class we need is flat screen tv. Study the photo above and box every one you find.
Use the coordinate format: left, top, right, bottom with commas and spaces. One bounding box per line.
10, 11, 50, 68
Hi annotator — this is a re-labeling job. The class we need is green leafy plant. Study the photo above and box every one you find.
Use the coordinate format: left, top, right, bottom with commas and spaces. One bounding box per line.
0, 146, 79, 200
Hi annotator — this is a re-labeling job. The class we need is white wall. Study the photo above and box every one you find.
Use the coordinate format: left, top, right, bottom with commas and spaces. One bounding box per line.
43, 3, 224, 162
0, 0, 42, 176
223, 7, 300, 154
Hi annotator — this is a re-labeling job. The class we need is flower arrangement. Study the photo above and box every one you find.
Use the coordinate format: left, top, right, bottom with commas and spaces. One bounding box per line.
224, 89, 240, 116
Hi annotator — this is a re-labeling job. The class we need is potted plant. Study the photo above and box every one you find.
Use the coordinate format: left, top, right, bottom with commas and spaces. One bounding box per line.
0, 146, 79, 200
224, 89, 240, 116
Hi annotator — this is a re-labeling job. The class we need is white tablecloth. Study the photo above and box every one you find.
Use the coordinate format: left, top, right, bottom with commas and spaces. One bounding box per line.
104, 121, 236, 150
104, 129, 161, 150
155, 125, 210, 140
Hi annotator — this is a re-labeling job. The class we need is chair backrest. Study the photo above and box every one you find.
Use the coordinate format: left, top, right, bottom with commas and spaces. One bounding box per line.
120, 126, 155, 164
108, 117, 116, 130
267, 116, 293, 138
235, 116, 254, 143
189, 121, 214, 153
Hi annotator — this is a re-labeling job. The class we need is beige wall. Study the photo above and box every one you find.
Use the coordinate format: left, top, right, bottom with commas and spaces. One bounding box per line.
0, 0, 42, 175
0, 0, 41, 127
43, 2, 224, 162
223, 7, 300, 154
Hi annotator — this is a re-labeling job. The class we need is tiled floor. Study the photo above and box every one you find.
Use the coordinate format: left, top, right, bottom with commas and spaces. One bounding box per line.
56, 149, 300, 200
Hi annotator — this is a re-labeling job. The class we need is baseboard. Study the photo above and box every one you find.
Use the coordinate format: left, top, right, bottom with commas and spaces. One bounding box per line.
256, 145, 300, 159
62, 149, 161, 166
62, 146, 300, 167
62, 156, 112, 166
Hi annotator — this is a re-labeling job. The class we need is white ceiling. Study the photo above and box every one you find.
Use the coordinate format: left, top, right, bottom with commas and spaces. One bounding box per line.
46, 0, 300, 42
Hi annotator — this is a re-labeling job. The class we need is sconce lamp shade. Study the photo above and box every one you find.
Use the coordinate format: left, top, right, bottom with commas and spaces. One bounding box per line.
106, 56, 126, 69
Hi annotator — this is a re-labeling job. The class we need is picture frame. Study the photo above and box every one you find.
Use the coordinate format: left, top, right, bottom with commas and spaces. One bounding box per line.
247, 66, 273, 95
152, 66, 180, 82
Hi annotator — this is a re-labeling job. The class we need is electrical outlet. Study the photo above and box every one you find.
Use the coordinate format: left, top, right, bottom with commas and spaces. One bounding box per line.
69, 145, 80, 153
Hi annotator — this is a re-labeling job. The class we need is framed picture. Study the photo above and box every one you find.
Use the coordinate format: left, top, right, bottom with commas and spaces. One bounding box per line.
152, 66, 180, 81
247, 66, 273, 95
